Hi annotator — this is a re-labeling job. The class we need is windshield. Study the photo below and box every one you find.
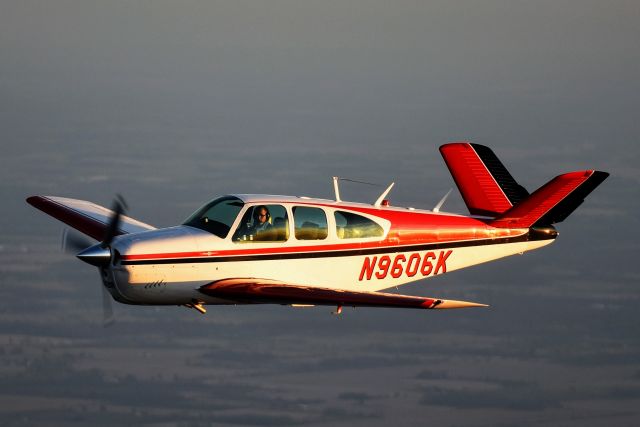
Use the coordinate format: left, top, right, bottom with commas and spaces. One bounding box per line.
183, 196, 244, 238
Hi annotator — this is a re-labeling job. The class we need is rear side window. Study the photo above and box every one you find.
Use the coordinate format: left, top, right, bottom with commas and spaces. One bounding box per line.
293, 207, 328, 240
334, 211, 384, 239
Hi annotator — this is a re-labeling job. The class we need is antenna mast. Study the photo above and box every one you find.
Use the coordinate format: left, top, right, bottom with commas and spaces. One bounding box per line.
332, 176, 341, 202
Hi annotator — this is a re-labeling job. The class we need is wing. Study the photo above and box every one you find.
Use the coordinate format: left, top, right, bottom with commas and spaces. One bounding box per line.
199, 278, 487, 310
27, 195, 156, 241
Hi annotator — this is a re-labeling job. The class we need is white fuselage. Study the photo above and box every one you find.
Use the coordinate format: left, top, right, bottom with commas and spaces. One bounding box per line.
107, 224, 553, 306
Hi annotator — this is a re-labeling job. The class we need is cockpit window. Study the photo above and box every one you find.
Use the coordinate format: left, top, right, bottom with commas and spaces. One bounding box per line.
233, 204, 289, 242
183, 196, 244, 238
335, 211, 384, 239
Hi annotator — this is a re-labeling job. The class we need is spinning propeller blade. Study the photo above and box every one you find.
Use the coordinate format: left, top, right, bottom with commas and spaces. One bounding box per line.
102, 285, 115, 327
61, 228, 94, 254
101, 194, 128, 248
74, 195, 129, 327
78, 194, 129, 266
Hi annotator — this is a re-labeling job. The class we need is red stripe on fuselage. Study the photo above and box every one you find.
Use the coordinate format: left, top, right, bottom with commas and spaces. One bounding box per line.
121, 231, 526, 262
122, 241, 397, 261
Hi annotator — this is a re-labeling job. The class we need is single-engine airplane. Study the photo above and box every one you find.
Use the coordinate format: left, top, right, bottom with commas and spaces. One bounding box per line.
27, 143, 608, 320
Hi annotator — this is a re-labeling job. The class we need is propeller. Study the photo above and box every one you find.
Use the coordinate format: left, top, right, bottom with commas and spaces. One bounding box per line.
61, 228, 94, 254
73, 194, 128, 327
101, 194, 128, 248
101, 285, 115, 327
77, 194, 127, 266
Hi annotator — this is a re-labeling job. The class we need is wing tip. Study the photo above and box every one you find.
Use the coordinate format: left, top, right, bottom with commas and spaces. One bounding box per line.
431, 299, 489, 309
26, 195, 43, 206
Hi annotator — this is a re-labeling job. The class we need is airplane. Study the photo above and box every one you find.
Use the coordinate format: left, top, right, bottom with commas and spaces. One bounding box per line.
27, 142, 608, 321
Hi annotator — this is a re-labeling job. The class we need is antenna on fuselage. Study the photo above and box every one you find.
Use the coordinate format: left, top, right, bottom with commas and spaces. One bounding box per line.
374, 182, 395, 207
433, 189, 453, 213
332, 176, 341, 202
332, 177, 387, 203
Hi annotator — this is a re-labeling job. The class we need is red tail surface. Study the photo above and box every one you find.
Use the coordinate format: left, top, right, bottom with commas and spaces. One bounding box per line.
440, 142, 529, 217
440, 142, 609, 227
490, 170, 609, 228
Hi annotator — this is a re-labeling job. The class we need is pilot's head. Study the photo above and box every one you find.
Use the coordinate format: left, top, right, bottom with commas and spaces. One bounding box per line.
254, 206, 270, 224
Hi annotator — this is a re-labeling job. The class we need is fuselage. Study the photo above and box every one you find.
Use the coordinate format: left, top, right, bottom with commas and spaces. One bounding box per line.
103, 194, 557, 306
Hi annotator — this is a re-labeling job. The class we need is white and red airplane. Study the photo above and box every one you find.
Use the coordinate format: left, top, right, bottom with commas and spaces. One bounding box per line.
27, 143, 608, 319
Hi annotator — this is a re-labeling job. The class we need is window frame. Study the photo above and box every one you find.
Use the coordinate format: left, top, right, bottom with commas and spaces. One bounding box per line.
230, 203, 291, 243
332, 209, 389, 241
223, 202, 390, 244
182, 196, 245, 239
292, 205, 330, 241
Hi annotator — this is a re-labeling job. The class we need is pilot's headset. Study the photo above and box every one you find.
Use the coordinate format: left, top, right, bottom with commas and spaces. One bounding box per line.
253, 205, 271, 224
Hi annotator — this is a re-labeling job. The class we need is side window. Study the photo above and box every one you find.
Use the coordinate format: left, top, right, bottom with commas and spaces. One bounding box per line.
232, 205, 289, 242
334, 211, 384, 239
293, 206, 328, 240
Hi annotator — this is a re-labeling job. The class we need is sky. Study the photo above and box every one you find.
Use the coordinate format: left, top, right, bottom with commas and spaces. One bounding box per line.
1, 1, 639, 426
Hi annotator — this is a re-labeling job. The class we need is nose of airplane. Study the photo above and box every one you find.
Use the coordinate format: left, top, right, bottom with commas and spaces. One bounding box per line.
76, 235, 128, 267
77, 243, 112, 266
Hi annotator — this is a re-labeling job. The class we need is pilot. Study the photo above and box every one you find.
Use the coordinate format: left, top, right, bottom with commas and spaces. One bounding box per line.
249, 205, 273, 237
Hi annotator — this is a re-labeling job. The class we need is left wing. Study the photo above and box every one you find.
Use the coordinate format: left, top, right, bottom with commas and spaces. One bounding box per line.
27, 195, 155, 241
199, 278, 487, 310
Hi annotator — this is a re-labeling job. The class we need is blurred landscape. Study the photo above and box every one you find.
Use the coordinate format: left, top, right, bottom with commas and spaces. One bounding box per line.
1, 1, 639, 426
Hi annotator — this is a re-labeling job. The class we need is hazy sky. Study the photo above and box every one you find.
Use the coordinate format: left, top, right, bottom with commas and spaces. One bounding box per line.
1, 1, 639, 426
